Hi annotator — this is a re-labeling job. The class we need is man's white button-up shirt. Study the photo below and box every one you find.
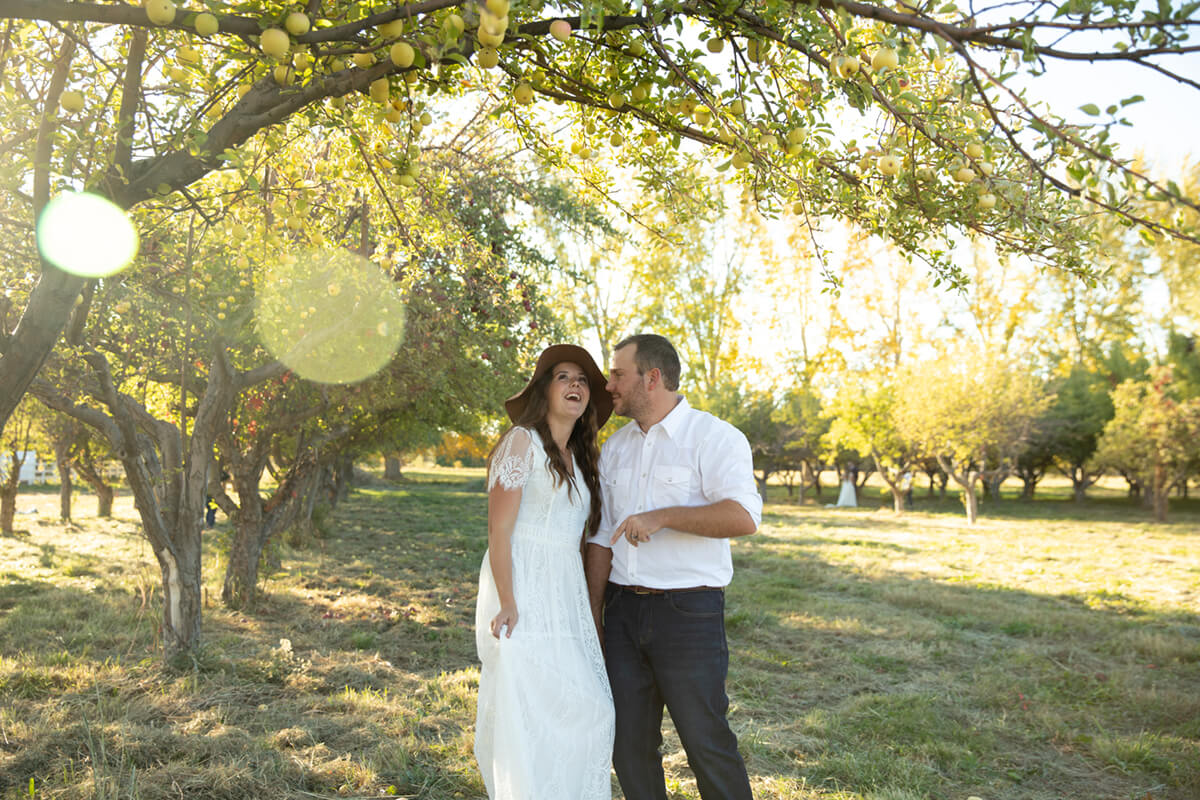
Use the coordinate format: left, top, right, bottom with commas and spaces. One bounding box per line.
588, 396, 763, 589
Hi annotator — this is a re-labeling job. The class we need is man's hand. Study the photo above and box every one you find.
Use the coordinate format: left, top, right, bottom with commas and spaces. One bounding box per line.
611, 509, 667, 547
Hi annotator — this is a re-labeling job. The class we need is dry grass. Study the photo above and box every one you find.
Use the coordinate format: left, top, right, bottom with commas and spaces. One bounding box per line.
1, 471, 1197, 799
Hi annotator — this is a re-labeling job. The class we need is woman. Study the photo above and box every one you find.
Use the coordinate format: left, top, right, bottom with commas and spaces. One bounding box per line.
474, 344, 615, 800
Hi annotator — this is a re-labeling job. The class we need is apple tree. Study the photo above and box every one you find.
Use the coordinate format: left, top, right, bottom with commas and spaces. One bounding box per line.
897, 352, 1050, 522
1094, 366, 1200, 522
4, 0, 1200, 441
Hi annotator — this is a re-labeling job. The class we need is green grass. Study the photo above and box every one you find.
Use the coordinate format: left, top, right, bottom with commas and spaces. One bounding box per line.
1, 469, 1198, 799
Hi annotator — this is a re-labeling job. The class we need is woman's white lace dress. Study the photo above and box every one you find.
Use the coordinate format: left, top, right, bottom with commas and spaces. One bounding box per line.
474, 426, 614, 800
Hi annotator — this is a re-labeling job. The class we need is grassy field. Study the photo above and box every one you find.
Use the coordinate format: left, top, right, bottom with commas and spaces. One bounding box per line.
1, 471, 1198, 800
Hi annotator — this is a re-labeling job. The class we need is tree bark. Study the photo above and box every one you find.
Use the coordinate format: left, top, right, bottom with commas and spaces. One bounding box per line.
0, 471, 17, 535
383, 453, 404, 481
937, 454, 980, 525
55, 439, 72, 521
221, 452, 319, 609
1, 447, 29, 535
74, 454, 114, 517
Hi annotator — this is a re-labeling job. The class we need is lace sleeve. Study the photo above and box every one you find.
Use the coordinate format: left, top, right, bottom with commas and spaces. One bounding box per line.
488, 427, 537, 492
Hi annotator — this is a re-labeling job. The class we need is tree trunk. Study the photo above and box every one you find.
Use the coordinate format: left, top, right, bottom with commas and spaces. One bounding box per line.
1, 451, 24, 535
75, 456, 114, 517
0, 482, 16, 535
224, 489, 266, 610
1020, 476, 1036, 501
1151, 464, 1169, 523
383, 453, 404, 481
963, 485, 980, 524
222, 455, 318, 610
0, 268, 87, 436
55, 440, 72, 521
937, 455, 980, 525
756, 469, 771, 503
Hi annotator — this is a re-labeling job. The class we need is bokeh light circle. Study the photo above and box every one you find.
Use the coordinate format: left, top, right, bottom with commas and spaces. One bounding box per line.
254, 248, 406, 384
36, 192, 139, 277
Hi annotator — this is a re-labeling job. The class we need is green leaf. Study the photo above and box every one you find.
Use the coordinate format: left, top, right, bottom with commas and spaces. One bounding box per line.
1079, 103, 1100, 116
1120, 94, 1145, 106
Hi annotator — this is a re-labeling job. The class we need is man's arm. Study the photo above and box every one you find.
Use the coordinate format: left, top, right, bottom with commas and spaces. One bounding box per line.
611, 498, 756, 546
584, 543, 612, 643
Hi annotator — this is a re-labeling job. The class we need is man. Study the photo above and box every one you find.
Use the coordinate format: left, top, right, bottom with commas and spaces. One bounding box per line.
585, 334, 761, 800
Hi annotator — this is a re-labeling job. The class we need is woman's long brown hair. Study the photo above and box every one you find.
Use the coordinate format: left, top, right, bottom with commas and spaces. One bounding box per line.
490, 368, 603, 544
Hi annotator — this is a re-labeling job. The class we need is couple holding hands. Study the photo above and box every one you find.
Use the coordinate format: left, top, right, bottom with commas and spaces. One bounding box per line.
474, 334, 762, 800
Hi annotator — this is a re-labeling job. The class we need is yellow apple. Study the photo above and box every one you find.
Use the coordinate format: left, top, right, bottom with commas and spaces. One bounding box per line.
932, 55, 947, 71
443, 13, 465, 38
728, 98, 745, 116
477, 47, 499, 68
145, 0, 176, 26
385, 107, 403, 122
169, 66, 190, 83
477, 27, 505, 47
514, 82, 533, 104
260, 28, 290, 60
978, 161, 994, 176
977, 193, 996, 209
549, 20, 572, 42
834, 55, 860, 79
871, 47, 899, 71
610, 132, 624, 147
954, 165, 976, 182
642, 130, 659, 146
390, 41, 415, 68
378, 19, 405, 39
194, 12, 219, 36
177, 46, 201, 64
273, 65, 293, 85
60, 90, 85, 113
420, 111, 432, 125
294, 52, 311, 70
237, 84, 252, 99
284, 12, 310, 36
707, 38, 725, 54
692, 105, 711, 125
370, 77, 390, 103
877, 154, 901, 176
631, 83, 648, 102
965, 142, 984, 159
915, 166, 934, 181
480, 10, 508, 37
353, 52, 375, 68
486, 0, 510, 15
608, 91, 626, 109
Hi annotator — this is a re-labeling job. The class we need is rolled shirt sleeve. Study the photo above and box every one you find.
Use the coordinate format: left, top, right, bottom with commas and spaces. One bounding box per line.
698, 420, 763, 529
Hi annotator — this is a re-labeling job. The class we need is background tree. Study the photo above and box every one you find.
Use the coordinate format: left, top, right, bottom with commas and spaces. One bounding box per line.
1095, 366, 1200, 522
828, 378, 919, 512
897, 353, 1049, 523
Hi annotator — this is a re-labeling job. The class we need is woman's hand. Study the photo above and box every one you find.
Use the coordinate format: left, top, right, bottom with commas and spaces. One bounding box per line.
490, 605, 518, 639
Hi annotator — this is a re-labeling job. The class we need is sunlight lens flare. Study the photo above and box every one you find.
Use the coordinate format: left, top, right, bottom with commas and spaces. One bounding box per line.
36, 192, 139, 278
254, 248, 405, 384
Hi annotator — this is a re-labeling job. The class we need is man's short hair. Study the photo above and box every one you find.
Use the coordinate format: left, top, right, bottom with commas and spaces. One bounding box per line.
615, 334, 681, 391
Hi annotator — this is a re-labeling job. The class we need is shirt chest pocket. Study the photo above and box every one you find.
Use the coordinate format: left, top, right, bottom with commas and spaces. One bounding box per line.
651, 465, 693, 507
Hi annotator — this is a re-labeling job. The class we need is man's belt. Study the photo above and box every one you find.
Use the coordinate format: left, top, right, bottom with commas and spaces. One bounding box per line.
611, 583, 723, 595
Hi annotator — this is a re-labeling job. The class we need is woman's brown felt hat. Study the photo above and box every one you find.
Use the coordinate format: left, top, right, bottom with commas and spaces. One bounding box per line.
504, 344, 613, 427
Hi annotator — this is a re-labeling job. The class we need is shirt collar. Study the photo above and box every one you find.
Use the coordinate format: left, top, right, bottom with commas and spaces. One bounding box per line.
652, 395, 690, 439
